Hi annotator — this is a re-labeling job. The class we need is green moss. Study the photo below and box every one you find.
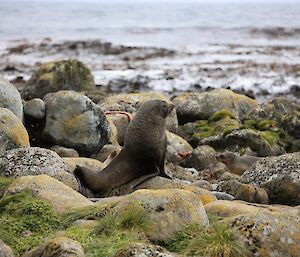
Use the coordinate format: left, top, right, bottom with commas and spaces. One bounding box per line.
209, 109, 237, 122
0, 191, 61, 256
260, 131, 280, 145
193, 120, 214, 138
63, 202, 149, 257
243, 119, 257, 129
0, 176, 15, 198
166, 222, 250, 257
257, 119, 277, 130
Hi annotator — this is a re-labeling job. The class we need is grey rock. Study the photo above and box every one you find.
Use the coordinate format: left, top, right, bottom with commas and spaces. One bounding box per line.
0, 239, 15, 257
24, 98, 46, 120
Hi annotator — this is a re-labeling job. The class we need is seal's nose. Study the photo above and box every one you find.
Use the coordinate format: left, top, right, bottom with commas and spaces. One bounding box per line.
169, 103, 175, 111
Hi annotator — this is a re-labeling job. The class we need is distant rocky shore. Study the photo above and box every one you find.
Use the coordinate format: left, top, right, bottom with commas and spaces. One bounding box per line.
0, 59, 299, 257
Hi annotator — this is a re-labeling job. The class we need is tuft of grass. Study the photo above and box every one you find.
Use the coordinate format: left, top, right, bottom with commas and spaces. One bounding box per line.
194, 120, 214, 138
165, 222, 250, 257
260, 131, 280, 145
257, 119, 277, 131
0, 176, 15, 198
209, 109, 237, 122
63, 202, 150, 257
0, 191, 61, 255
242, 119, 257, 129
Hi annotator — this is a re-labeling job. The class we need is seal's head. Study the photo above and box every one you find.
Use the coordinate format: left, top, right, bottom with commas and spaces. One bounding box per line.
216, 152, 236, 164
138, 100, 175, 118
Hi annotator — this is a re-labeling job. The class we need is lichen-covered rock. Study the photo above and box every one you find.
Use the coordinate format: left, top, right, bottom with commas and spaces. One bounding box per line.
4, 175, 93, 214
229, 213, 300, 257
101, 176, 216, 205
281, 111, 300, 138
51, 146, 79, 158
205, 200, 298, 218
0, 239, 15, 257
183, 145, 216, 171
43, 91, 110, 155
173, 89, 258, 124
24, 60, 95, 99
62, 157, 105, 172
112, 189, 209, 241
0, 108, 30, 155
24, 98, 46, 120
166, 131, 193, 165
22, 237, 85, 257
0, 77, 23, 120
0, 147, 77, 190
112, 243, 177, 257
241, 152, 300, 205
100, 92, 178, 132
166, 163, 200, 182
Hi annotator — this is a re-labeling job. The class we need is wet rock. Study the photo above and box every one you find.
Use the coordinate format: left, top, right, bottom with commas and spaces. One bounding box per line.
241, 152, 300, 205
4, 175, 93, 214
0, 108, 30, 155
50, 145, 79, 158
183, 145, 217, 171
0, 147, 78, 190
229, 213, 300, 257
100, 92, 178, 132
43, 91, 110, 155
22, 237, 85, 257
112, 243, 177, 257
111, 189, 209, 241
0, 239, 15, 257
23, 98, 46, 120
24, 60, 95, 99
173, 89, 258, 124
0, 77, 23, 120
166, 131, 193, 165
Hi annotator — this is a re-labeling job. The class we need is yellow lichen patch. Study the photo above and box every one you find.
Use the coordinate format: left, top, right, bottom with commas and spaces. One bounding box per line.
63, 157, 105, 172
0, 108, 30, 147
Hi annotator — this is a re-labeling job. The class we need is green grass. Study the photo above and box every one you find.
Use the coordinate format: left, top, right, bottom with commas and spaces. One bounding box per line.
165, 222, 250, 257
0, 176, 15, 198
260, 131, 280, 145
63, 201, 150, 257
0, 190, 61, 256
209, 109, 237, 122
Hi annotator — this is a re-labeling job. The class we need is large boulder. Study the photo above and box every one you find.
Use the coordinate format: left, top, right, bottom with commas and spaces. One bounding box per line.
0, 77, 23, 120
4, 175, 93, 214
229, 213, 300, 257
0, 108, 30, 155
111, 189, 209, 241
43, 91, 110, 155
241, 152, 300, 205
0, 147, 78, 190
173, 89, 258, 124
22, 237, 85, 257
24, 60, 95, 99
100, 92, 178, 132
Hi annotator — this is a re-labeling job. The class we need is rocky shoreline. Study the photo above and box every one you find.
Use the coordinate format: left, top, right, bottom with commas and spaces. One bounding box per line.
0, 59, 299, 257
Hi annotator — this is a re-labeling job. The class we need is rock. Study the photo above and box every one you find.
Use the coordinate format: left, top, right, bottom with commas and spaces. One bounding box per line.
229, 213, 300, 257
101, 176, 216, 205
0, 147, 78, 190
212, 191, 235, 201
23, 98, 46, 120
281, 111, 300, 138
22, 237, 85, 257
112, 243, 177, 257
166, 163, 199, 181
94, 144, 121, 163
191, 180, 213, 190
216, 177, 268, 204
112, 189, 209, 241
205, 200, 298, 218
183, 145, 216, 171
62, 157, 105, 172
51, 146, 79, 158
0, 239, 15, 257
43, 91, 110, 155
4, 175, 93, 214
100, 92, 178, 132
0, 77, 23, 120
173, 89, 258, 124
0, 108, 30, 155
24, 60, 95, 99
241, 152, 300, 205
165, 131, 193, 165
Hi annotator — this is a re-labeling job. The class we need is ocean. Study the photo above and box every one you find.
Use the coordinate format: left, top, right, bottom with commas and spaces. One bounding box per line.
1, 0, 300, 101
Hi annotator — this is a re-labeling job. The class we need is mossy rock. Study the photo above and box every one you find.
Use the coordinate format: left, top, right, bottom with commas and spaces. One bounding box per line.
24, 60, 95, 100
209, 109, 237, 122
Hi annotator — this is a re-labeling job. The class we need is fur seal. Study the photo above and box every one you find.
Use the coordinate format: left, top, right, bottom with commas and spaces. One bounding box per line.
216, 152, 260, 175
74, 99, 175, 193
